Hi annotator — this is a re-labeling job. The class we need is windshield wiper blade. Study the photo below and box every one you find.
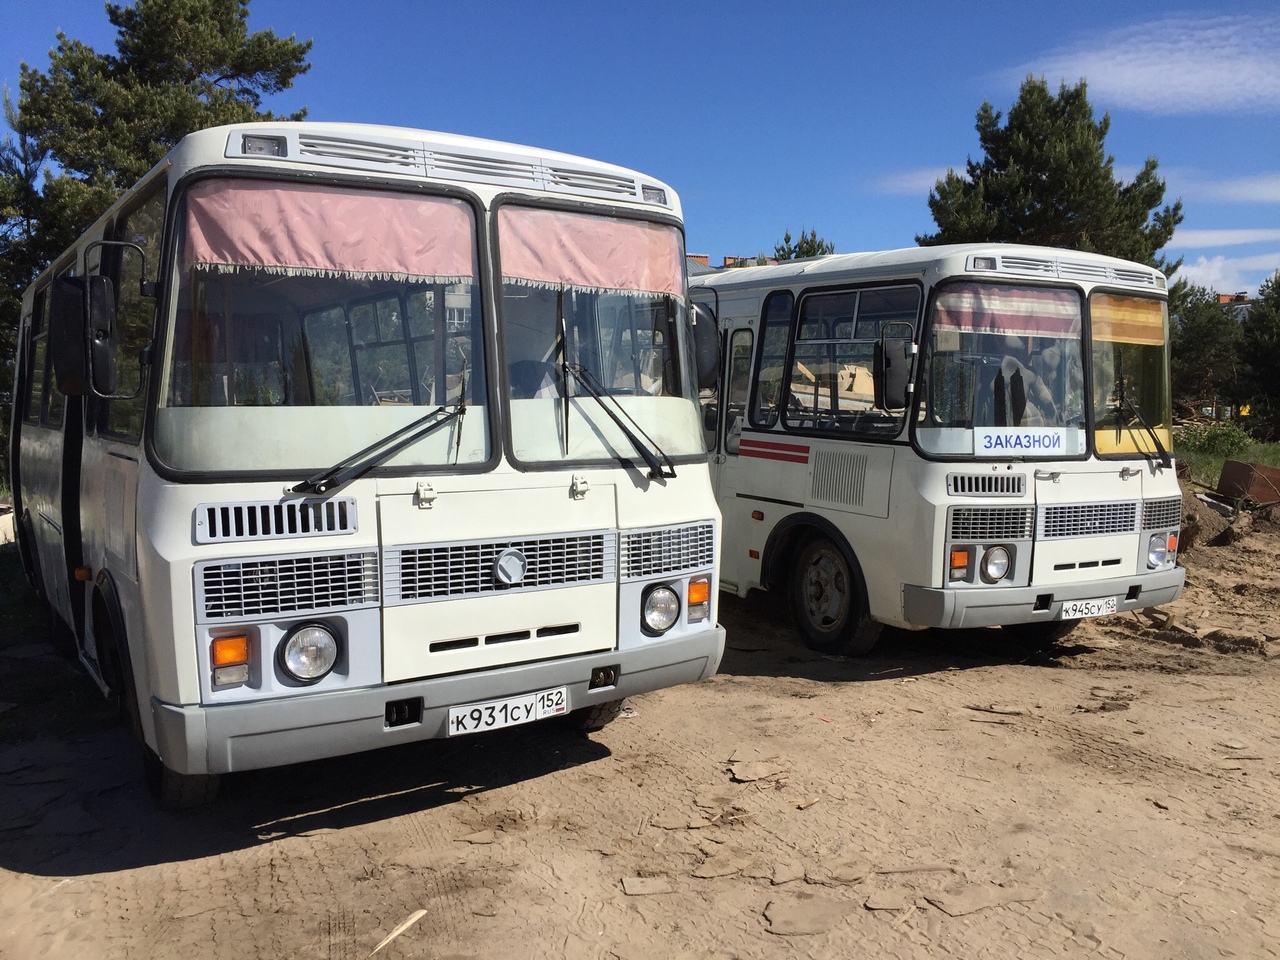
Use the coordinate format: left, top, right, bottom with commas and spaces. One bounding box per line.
1112, 351, 1171, 470
565, 364, 676, 480
291, 402, 461, 495
1120, 391, 1172, 470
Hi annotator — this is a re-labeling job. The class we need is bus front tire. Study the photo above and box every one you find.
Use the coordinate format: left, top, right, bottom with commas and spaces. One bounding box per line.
1001, 618, 1081, 647
569, 699, 625, 733
789, 537, 882, 656
143, 748, 220, 810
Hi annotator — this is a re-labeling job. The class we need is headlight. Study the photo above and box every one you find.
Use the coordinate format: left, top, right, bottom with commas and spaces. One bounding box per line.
642, 584, 681, 634
278, 623, 339, 683
1147, 534, 1168, 568
980, 545, 1012, 583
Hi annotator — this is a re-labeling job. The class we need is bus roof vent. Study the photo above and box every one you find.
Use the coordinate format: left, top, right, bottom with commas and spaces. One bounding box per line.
987, 254, 1160, 289
947, 473, 1026, 498
296, 133, 426, 174
995, 255, 1058, 277
194, 498, 358, 544
545, 165, 639, 199
425, 150, 542, 188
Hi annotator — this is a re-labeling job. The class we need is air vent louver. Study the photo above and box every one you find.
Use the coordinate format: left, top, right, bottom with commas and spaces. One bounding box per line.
195, 498, 357, 544
947, 473, 1026, 497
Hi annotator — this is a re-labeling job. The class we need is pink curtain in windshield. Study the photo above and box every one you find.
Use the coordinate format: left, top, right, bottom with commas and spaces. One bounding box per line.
184, 179, 476, 282
498, 206, 683, 296
934, 284, 1081, 337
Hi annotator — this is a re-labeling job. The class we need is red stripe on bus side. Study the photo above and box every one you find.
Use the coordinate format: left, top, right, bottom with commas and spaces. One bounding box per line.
739, 438, 810, 464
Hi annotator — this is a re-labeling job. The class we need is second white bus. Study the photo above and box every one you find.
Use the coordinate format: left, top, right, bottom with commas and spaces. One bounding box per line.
693, 244, 1184, 653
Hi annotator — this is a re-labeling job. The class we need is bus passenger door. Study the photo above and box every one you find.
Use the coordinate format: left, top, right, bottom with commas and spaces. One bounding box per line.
712, 329, 754, 593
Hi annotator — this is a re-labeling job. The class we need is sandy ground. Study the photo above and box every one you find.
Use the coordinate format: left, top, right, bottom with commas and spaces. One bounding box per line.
1, 485, 1278, 960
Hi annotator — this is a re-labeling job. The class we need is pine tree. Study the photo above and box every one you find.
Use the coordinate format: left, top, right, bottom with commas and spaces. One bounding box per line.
918, 77, 1183, 285
774, 228, 835, 260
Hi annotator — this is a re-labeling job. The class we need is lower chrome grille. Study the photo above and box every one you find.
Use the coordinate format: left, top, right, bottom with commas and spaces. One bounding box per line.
385, 532, 616, 604
1142, 496, 1182, 529
197, 550, 379, 620
621, 523, 716, 581
948, 506, 1035, 542
1039, 501, 1139, 539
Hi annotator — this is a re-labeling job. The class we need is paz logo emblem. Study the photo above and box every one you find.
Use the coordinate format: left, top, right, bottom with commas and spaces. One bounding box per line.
493, 547, 528, 586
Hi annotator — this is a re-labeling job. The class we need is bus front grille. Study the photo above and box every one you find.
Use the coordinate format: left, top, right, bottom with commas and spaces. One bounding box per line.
385, 532, 616, 604
621, 523, 717, 581
1142, 496, 1182, 530
1038, 502, 1139, 540
948, 506, 1035, 542
197, 550, 380, 620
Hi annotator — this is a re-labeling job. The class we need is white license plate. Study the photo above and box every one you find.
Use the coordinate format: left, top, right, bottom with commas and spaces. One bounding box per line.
1059, 596, 1117, 619
447, 687, 568, 736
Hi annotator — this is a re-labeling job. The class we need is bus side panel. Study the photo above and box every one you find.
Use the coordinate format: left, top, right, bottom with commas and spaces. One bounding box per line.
80, 439, 141, 675
19, 423, 72, 627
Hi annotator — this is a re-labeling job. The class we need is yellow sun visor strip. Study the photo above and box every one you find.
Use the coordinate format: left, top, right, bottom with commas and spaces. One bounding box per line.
1091, 293, 1165, 345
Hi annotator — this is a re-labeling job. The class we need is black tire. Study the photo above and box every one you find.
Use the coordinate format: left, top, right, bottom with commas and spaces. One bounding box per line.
1001, 618, 1081, 647
789, 536, 882, 655
143, 748, 220, 810
569, 699, 625, 733
96, 598, 221, 809
48, 608, 78, 658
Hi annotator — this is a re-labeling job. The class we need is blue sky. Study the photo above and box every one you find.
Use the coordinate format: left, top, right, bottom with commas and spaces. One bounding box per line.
3, 1, 1279, 295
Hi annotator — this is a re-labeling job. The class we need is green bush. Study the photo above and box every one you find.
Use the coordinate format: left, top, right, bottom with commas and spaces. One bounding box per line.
1174, 421, 1253, 458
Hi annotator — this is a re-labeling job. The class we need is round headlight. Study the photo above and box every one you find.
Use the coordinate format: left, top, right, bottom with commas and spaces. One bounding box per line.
279, 623, 339, 683
1147, 534, 1168, 569
981, 545, 1012, 583
642, 584, 681, 634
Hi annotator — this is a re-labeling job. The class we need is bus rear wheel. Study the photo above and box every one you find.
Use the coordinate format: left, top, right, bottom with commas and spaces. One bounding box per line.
789, 536, 882, 656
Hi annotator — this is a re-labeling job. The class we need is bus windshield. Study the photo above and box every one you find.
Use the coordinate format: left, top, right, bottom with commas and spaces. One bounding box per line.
916, 282, 1087, 458
498, 206, 704, 465
1089, 292, 1172, 459
155, 179, 489, 474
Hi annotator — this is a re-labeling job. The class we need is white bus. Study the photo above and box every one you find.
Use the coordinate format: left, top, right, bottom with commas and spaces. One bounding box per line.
692, 244, 1183, 654
10, 122, 724, 807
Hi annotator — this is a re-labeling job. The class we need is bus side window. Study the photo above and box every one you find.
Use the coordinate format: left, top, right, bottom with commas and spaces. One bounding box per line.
24, 288, 49, 426
103, 180, 166, 439
750, 290, 793, 429
724, 329, 753, 451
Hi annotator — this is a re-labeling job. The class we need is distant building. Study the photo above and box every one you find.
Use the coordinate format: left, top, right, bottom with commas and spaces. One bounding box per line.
1218, 291, 1251, 321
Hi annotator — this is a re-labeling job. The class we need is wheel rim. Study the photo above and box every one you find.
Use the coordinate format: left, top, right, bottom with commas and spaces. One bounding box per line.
801, 545, 850, 632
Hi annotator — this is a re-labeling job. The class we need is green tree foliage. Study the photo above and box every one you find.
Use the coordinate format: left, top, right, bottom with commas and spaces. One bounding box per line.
774, 228, 834, 260
1239, 271, 1280, 438
0, 0, 311, 478
1169, 284, 1242, 404
918, 78, 1183, 285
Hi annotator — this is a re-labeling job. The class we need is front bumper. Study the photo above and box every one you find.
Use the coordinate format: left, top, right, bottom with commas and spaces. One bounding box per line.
902, 567, 1185, 630
152, 624, 725, 775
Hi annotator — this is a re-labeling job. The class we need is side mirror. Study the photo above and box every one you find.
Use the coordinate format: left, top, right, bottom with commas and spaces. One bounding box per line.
87, 275, 119, 396
50, 277, 91, 395
690, 302, 720, 391
874, 323, 916, 411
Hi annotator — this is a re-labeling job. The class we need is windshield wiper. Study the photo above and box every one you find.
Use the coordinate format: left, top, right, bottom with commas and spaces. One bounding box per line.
564, 364, 676, 480
1112, 352, 1171, 470
291, 367, 468, 495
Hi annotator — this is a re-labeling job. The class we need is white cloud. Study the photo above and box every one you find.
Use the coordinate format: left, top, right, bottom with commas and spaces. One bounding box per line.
1171, 228, 1280, 249
1012, 15, 1280, 114
1173, 252, 1280, 295
874, 167, 951, 196
1192, 174, 1280, 203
